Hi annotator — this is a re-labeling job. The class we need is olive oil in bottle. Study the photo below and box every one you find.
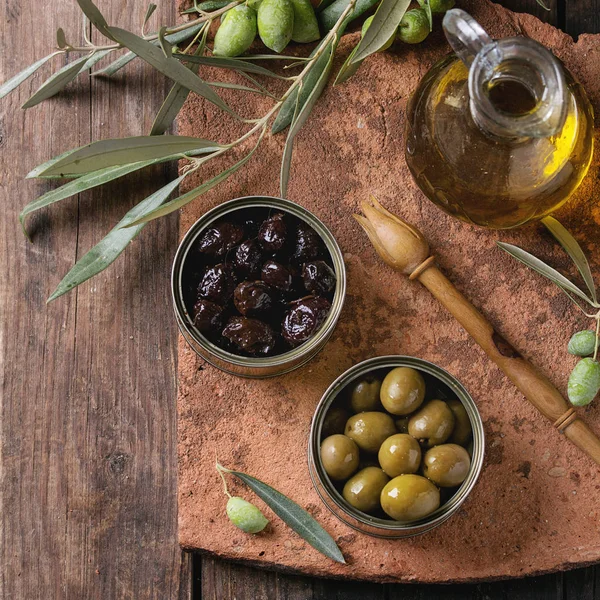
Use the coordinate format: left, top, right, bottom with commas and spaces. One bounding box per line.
405, 10, 594, 229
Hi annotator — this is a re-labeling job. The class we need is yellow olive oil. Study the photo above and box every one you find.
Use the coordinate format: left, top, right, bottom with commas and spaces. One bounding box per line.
405, 55, 594, 229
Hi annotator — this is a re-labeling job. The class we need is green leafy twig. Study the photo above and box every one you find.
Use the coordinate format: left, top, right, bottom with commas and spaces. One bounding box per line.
217, 463, 346, 564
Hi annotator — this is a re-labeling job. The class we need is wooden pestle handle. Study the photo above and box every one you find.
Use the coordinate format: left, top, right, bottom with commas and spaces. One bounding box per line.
416, 261, 600, 466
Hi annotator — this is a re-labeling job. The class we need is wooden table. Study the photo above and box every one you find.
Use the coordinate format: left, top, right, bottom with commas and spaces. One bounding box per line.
1, 1, 598, 598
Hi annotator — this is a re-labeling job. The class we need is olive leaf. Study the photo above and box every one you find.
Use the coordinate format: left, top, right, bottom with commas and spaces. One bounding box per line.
182, 0, 231, 12
158, 27, 173, 58
123, 128, 265, 226
497, 242, 598, 307
218, 465, 345, 564
21, 54, 92, 109
174, 54, 286, 79
37, 135, 221, 177
0, 52, 62, 100
27, 148, 81, 179
535, 0, 551, 11
280, 42, 334, 196
47, 176, 185, 303
542, 216, 597, 304
93, 23, 205, 77
422, 0, 433, 31
56, 28, 68, 49
107, 26, 235, 117
144, 3, 158, 26
75, 0, 117, 42
334, 44, 362, 85
350, 0, 411, 63
208, 80, 275, 97
272, 45, 330, 134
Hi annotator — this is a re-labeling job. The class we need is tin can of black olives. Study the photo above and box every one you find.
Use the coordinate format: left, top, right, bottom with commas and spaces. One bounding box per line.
171, 196, 346, 378
308, 356, 485, 538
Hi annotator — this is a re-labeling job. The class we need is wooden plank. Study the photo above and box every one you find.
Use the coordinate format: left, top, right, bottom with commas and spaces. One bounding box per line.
497, 0, 559, 25
565, 0, 600, 36
0, 0, 190, 598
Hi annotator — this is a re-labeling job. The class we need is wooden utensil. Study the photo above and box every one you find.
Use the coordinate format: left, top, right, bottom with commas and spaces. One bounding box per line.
355, 196, 600, 466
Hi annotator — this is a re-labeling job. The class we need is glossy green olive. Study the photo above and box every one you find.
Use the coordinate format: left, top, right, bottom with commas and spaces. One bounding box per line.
380, 474, 440, 521
568, 358, 600, 407
397, 8, 430, 44
447, 398, 472, 446
423, 444, 471, 487
320, 434, 360, 480
378, 433, 421, 477
257, 0, 294, 53
408, 399, 455, 447
417, 0, 455, 14
342, 467, 389, 513
345, 412, 397, 453
380, 367, 426, 416
349, 378, 382, 412
290, 0, 320, 43
395, 417, 410, 434
322, 406, 350, 437
213, 5, 257, 57
226, 496, 269, 533
568, 330, 599, 357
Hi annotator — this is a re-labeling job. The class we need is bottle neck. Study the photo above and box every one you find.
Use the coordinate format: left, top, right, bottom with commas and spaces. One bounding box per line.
468, 37, 568, 141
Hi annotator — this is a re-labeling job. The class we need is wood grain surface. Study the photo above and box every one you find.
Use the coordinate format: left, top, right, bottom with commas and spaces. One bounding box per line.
0, 0, 598, 599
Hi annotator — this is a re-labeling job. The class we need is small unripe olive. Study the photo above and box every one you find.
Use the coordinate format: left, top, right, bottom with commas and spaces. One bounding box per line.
257, 0, 294, 53
397, 8, 430, 44
568, 330, 598, 357
226, 496, 269, 533
213, 5, 257, 57
568, 358, 600, 407
417, 0, 455, 15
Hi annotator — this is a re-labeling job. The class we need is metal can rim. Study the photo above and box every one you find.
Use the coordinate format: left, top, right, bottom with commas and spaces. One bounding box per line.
171, 196, 347, 373
309, 355, 485, 536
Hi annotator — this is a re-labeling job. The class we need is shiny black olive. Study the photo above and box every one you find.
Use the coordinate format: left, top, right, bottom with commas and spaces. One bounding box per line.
233, 281, 274, 316
291, 221, 322, 264
232, 240, 263, 277
244, 218, 260, 239
192, 299, 224, 333
261, 260, 293, 292
258, 213, 287, 252
197, 221, 244, 257
222, 316, 277, 356
282, 296, 331, 347
302, 260, 336, 295
197, 263, 237, 304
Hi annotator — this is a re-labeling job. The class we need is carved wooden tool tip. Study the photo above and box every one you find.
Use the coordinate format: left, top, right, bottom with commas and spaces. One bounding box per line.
356, 197, 600, 467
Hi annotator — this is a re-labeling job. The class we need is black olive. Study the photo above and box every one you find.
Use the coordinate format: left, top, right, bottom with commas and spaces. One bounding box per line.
302, 260, 336, 295
258, 213, 287, 252
222, 316, 277, 356
261, 260, 293, 292
291, 221, 323, 264
232, 239, 263, 277
197, 221, 244, 257
233, 281, 274, 316
244, 218, 261, 239
282, 296, 331, 347
197, 263, 237, 304
192, 299, 224, 333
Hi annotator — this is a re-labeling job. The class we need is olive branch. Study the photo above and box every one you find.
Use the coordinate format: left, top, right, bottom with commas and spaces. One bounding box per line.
2, 0, 416, 301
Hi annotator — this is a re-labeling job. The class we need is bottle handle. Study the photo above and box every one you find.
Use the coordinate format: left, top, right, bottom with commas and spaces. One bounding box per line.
442, 9, 493, 66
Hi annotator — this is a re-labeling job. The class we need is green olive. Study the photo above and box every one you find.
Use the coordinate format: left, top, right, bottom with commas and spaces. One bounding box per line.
408, 399, 455, 447
349, 377, 382, 412
226, 496, 269, 533
380, 367, 426, 415
568, 330, 599, 357
378, 433, 421, 477
320, 434, 360, 480
361, 16, 395, 51
417, 0, 455, 14
397, 8, 430, 44
322, 406, 350, 437
380, 474, 440, 521
290, 0, 320, 43
342, 467, 389, 513
423, 443, 471, 487
446, 399, 472, 446
395, 417, 410, 434
213, 5, 258, 57
345, 412, 397, 453
568, 358, 600, 407
257, 0, 294, 53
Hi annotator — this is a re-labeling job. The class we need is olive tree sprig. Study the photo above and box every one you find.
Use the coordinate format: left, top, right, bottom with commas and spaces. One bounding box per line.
497, 216, 600, 407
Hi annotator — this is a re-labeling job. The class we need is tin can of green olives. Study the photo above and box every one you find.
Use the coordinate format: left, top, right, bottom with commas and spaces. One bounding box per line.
308, 356, 485, 538
172, 196, 346, 378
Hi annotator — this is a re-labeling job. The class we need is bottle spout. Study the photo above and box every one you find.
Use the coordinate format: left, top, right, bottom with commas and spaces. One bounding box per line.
443, 9, 568, 139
